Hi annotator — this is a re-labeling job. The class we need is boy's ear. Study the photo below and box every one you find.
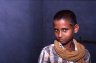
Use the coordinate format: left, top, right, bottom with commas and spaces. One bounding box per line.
74, 24, 79, 33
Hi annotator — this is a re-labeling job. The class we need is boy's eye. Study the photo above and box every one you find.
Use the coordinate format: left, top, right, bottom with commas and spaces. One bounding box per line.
54, 28, 69, 32
54, 29, 58, 32
62, 28, 68, 32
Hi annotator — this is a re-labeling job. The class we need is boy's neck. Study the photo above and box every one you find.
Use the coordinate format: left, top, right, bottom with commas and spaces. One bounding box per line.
62, 40, 75, 52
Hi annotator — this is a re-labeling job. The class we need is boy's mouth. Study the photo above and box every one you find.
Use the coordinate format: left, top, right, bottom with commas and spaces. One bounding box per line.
56, 39, 64, 42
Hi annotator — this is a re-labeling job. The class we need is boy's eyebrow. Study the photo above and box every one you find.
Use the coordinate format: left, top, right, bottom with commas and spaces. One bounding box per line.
54, 27, 69, 30
54, 28, 58, 30
62, 27, 69, 29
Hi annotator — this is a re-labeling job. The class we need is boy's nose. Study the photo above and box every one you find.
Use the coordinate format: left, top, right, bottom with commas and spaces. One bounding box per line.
58, 31, 62, 38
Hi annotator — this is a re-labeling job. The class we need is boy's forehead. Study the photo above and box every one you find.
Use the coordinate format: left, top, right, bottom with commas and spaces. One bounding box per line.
53, 19, 72, 26
53, 19, 73, 28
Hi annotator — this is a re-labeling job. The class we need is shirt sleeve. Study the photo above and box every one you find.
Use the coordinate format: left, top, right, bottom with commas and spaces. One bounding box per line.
38, 47, 50, 63
84, 49, 91, 63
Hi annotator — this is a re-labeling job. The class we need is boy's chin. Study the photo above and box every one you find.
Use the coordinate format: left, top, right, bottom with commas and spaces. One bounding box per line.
56, 40, 67, 44
60, 41, 67, 45
59, 41, 70, 46
56, 39, 70, 45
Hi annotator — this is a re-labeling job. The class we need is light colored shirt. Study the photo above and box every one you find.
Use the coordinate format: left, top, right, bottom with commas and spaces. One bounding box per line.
38, 41, 90, 63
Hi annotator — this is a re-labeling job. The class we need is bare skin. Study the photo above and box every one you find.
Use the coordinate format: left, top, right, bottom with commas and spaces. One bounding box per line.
53, 19, 79, 51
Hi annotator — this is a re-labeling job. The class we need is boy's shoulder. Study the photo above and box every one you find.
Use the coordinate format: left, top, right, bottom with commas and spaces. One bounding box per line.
42, 44, 54, 50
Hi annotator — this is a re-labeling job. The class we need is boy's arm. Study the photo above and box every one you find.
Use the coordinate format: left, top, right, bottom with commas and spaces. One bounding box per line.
38, 48, 49, 63
85, 49, 91, 63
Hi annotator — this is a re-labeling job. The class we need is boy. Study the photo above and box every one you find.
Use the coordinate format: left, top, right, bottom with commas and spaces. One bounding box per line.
38, 10, 90, 63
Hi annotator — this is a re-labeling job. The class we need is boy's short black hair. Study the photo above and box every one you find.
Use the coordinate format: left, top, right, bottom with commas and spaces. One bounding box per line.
53, 10, 77, 25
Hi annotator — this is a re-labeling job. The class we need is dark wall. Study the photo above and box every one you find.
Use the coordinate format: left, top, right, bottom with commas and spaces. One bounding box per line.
0, 0, 43, 63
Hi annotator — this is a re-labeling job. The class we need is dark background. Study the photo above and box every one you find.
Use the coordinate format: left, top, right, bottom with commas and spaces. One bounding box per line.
0, 0, 96, 63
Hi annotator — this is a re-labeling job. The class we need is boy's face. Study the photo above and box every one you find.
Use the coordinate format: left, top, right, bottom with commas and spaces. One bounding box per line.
53, 19, 79, 44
